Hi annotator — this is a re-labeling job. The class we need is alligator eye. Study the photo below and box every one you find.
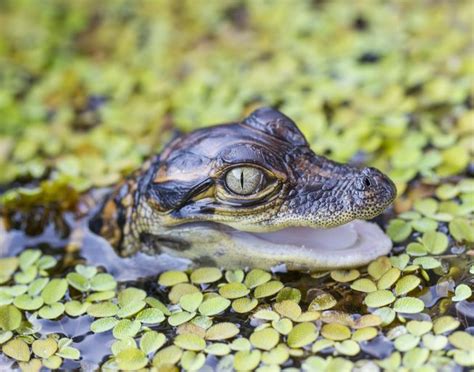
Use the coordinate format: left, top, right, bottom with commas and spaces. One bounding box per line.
225, 166, 264, 195
363, 177, 372, 188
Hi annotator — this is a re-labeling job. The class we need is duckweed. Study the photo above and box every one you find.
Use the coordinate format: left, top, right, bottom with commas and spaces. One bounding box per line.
1, 1, 473, 370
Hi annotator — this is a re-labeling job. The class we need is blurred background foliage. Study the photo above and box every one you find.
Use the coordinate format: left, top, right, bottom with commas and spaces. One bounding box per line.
0, 0, 472, 195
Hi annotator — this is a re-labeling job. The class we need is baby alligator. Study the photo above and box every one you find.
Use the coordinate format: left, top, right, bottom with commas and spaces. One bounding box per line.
90, 108, 396, 270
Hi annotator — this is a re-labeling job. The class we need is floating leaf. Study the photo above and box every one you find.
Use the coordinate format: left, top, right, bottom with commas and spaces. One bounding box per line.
253, 309, 280, 321
411, 218, 438, 233
352, 327, 378, 342
145, 297, 170, 316
393, 297, 424, 313
179, 292, 203, 313
91, 317, 119, 333
14, 266, 37, 284
113, 319, 141, 339
364, 290, 395, 308
225, 270, 244, 283
205, 322, 239, 340
413, 257, 441, 269
36, 256, 57, 271
65, 300, 90, 317
244, 269, 271, 288
39, 302, 65, 319
135, 308, 165, 324
75, 265, 97, 279
118, 288, 146, 307
402, 347, 429, 368
19, 250, 41, 271
422, 334, 447, 351
387, 219, 412, 242
87, 301, 119, 318
321, 323, 351, 341
394, 334, 420, 352
205, 343, 231, 356
152, 345, 183, 367
13, 294, 44, 310
335, 340, 360, 356
87, 291, 116, 303
330, 269, 360, 283
2, 338, 31, 361
27, 277, 49, 296
312, 339, 334, 353
117, 300, 146, 318
435, 183, 459, 200
0, 305, 22, 331
116, 348, 148, 370
272, 318, 293, 335
390, 254, 409, 270
232, 297, 258, 313
140, 331, 166, 355
0, 258, 19, 283
168, 311, 196, 326
218, 282, 249, 299
32, 338, 58, 358
368, 257, 392, 280
254, 280, 283, 298
452, 350, 474, 366
406, 242, 428, 256
353, 314, 382, 328
452, 284, 472, 302
350, 278, 377, 293
274, 300, 301, 320
406, 320, 432, 336
449, 218, 474, 242
90, 273, 117, 292
112, 338, 136, 356
250, 328, 279, 350
233, 350, 261, 371
414, 198, 438, 216
433, 316, 460, 334
377, 268, 401, 289
276, 287, 301, 303
261, 344, 289, 365
168, 283, 199, 304
421, 230, 448, 254
395, 275, 421, 296
181, 350, 205, 371
66, 272, 90, 292
308, 292, 337, 311
190, 267, 222, 284
174, 333, 206, 351
230, 338, 251, 351
158, 271, 188, 287
296, 311, 320, 322
198, 296, 230, 316
41, 279, 68, 304
287, 322, 318, 348
448, 331, 473, 351
0, 331, 13, 344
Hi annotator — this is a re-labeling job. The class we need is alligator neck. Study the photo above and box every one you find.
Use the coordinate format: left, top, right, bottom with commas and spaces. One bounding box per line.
89, 155, 159, 255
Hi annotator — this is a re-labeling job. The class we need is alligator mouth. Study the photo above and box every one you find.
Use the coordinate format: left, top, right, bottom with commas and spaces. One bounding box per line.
163, 219, 393, 270
81, 219, 393, 281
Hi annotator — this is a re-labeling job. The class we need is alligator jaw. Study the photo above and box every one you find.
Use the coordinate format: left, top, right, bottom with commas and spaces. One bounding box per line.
158, 219, 392, 271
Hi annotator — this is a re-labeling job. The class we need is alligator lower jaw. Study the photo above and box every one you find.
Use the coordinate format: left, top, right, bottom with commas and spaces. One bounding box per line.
81, 219, 392, 280
157, 219, 393, 271
223, 220, 392, 270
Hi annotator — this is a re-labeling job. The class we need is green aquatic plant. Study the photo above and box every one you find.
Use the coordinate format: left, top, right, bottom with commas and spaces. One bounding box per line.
0, 0, 473, 370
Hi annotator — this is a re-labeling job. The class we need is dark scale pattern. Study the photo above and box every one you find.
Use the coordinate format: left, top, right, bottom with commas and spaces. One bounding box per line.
95, 108, 397, 256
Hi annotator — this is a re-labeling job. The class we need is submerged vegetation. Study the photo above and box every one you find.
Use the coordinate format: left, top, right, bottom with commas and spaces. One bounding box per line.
0, 0, 473, 370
